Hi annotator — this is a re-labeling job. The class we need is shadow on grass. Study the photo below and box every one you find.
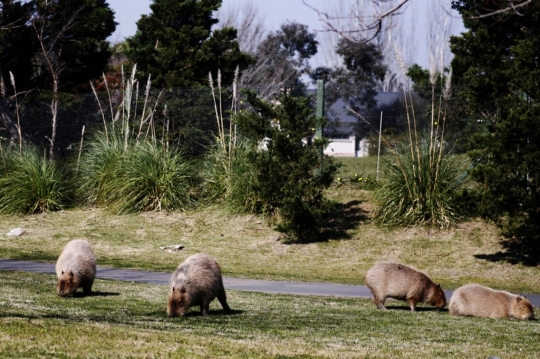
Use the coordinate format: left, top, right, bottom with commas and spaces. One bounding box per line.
68, 291, 120, 298
173, 308, 244, 317
384, 305, 449, 313
474, 223, 540, 267
283, 200, 369, 244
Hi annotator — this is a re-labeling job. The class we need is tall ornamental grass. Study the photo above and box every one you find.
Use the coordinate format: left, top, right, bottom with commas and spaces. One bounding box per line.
373, 140, 467, 228
78, 66, 195, 213
372, 45, 468, 228
202, 69, 259, 213
0, 146, 71, 214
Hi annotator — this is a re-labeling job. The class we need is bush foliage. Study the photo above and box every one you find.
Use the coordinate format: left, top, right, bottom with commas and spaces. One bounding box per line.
233, 89, 337, 241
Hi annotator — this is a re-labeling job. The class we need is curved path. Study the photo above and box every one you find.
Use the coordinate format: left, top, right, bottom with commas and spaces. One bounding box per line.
2, 259, 540, 307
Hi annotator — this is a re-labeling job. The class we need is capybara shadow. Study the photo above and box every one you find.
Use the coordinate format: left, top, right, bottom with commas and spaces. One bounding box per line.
384, 305, 448, 313
86, 291, 120, 297
167, 253, 231, 317
63, 290, 119, 298
176, 308, 243, 317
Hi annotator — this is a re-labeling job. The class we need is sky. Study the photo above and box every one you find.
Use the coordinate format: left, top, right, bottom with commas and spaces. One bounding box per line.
106, 0, 466, 70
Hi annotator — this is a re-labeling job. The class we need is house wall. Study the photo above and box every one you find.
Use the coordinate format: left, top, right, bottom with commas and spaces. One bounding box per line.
324, 136, 370, 157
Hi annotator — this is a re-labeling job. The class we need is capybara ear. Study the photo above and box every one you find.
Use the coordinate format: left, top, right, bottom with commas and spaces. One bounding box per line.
437, 284, 441, 288
69, 271, 74, 278
172, 286, 175, 291
180, 287, 186, 294
516, 296, 523, 302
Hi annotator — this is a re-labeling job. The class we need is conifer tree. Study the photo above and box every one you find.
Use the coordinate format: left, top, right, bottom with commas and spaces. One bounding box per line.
126, 0, 252, 88
450, 0, 540, 233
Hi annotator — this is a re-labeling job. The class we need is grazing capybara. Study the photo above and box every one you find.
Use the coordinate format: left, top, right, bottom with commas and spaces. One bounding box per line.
55, 239, 96, 297
449, 284, 535, 320
364, 262, 446, 311
167, 253, 231, 317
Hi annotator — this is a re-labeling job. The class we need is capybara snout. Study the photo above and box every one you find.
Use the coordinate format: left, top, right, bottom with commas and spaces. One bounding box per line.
57, 270, 76, 297
364, 262, 446, 312
167, 286, 188, 317
168, 253, 231, 317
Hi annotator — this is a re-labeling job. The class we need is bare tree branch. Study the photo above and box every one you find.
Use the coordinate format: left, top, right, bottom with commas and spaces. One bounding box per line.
472, 0, 531, 19
303, 0, 533, 44
216, 1, 267, 54
302, 0, 411, 43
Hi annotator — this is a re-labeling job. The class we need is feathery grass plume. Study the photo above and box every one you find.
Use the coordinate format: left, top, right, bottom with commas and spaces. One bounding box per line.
203, 68, 243, 206
371, 35, 464, 228
9, 71, 22, 152
90, 81, 108, 142
0, 146, 71, 214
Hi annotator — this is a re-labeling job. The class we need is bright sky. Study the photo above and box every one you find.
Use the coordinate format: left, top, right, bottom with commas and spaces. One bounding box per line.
106, 0, 466, 70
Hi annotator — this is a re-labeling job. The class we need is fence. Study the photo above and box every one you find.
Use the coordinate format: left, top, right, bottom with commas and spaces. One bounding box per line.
0, 83, 486, 160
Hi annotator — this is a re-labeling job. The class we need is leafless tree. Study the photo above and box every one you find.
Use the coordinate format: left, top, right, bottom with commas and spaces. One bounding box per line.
303, 0, 532, 44
31, 2, 85, 159
215, 0, 267, 55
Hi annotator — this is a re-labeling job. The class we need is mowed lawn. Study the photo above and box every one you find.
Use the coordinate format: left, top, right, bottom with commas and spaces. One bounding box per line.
1, 164, 540, 358
1, 271, 539, 358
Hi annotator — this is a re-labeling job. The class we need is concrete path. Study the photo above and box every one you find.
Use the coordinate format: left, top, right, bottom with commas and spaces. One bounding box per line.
2, 259, 540, 307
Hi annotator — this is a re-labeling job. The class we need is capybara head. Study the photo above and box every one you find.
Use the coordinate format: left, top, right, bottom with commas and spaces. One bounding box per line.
167, 286, 190, 317
510, 296, 535, 320
427, 284, 447, 309
57, 270, 78, 297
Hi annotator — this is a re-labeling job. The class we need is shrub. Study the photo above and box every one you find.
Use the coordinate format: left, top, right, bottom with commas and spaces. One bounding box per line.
0, 147, 71, 214
233, 89, 337, 241
77, 132, 194, 214
373, 140, 468, 228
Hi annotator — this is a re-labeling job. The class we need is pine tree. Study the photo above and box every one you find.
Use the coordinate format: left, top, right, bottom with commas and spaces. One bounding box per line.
126, 0, 252, 88
450, 0, 540, 234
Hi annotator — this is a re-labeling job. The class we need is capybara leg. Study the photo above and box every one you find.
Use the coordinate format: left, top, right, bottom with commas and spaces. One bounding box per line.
200, 302, 210, 316
217, 291, 231, 313
408, 299, 417, 312
83, 285, 92, 296
373, 296, 387, 310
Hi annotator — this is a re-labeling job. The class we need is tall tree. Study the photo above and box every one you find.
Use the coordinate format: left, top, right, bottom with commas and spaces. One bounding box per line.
125, 0, 252, 88
0, 0, 116, 94
240, 21, 318, 98
450, 0, 540, 235
215, 1, 267, 55
0, 0, 116, 153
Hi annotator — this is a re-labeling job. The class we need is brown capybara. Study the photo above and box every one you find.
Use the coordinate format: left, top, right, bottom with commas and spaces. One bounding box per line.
55, 239, 96, 297
167, 253, 231, 317
364, 262, 446, 311
449, 284, 535, 320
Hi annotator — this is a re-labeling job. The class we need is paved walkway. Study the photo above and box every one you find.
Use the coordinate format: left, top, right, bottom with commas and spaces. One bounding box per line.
2, 259, 540, 307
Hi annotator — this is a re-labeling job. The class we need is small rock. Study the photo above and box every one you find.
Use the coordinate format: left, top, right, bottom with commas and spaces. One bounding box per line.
160, 244, 185, 252
6, 227, 25, 237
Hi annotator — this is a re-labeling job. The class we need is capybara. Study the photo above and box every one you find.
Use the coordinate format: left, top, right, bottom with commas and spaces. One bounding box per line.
449, 283, 535, 320
167, 253, 231, 317
364, 262, 446, 311
55, 239, 96, 297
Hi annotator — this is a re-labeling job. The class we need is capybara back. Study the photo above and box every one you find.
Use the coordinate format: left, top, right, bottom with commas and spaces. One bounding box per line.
364, 262, 446, 311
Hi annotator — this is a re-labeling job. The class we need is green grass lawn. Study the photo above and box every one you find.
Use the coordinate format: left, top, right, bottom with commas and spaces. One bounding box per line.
1, 271, 539, 358
2, 182, 540, 358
